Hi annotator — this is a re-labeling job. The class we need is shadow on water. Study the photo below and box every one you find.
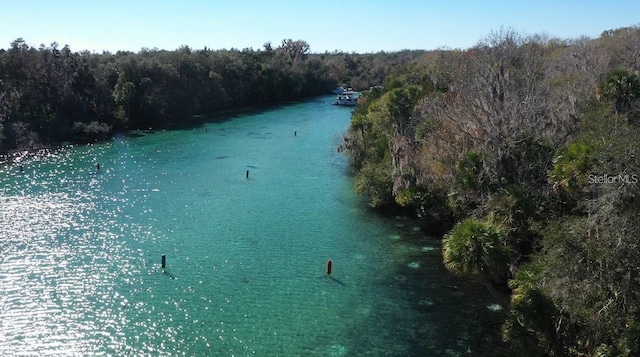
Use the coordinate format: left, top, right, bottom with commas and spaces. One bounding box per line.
137, 99, 310, 132
382, 215, 509, 356
163, 270, 177, 280
125, 131, 146, 138
328, 275, 346, 286
0, 96, 327, 161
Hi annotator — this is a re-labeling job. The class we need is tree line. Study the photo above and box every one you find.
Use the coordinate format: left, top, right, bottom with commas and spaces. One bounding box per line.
343, 25, 640, 356
0, 38, 424, 152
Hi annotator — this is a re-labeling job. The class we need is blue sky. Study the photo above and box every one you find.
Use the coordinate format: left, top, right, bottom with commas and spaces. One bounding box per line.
1, 0, 639, 53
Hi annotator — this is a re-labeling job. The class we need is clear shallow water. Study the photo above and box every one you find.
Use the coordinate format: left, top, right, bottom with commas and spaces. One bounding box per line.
0, 97, 499, 356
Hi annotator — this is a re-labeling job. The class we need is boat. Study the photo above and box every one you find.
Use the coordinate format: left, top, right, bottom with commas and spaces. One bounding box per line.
333, 88, 360, 106
335, 93, 358, 106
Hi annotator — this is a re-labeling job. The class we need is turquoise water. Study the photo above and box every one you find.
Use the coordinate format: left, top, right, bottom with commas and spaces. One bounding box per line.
0, 97, 499, 356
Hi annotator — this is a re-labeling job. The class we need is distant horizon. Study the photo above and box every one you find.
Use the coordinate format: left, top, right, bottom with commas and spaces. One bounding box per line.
0, 37, 440, 55
5, 23, 638, 55
4, 37, 437, 54
1, 1, 640, 54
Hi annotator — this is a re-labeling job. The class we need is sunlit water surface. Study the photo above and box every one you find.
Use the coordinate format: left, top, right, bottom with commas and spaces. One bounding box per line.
1, 97, 498, 356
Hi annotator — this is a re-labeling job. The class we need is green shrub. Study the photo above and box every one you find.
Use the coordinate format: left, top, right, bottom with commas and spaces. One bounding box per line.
442, 218, 510, 283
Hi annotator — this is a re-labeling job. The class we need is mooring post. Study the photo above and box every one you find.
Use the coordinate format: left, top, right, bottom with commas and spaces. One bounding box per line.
161, 254, 166, 269
246, 170, 249, 179
327, 259, 332, 275
96, 163, 100, 171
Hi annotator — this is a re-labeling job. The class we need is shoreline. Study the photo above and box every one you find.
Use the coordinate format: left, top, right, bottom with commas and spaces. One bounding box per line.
0, 95, 334, 162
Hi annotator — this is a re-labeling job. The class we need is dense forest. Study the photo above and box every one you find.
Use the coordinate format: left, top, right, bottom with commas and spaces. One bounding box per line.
0, 38, 424, 152
342, 25, 640, 356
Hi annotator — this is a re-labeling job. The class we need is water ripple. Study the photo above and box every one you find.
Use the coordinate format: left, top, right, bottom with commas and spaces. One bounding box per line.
0, 146, 153, 355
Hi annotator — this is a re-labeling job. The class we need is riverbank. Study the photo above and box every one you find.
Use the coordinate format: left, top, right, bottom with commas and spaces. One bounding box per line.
0, 97, 323, 162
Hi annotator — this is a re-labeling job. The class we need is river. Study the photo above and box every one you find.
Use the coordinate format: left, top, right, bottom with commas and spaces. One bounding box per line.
0, 96, 501, 356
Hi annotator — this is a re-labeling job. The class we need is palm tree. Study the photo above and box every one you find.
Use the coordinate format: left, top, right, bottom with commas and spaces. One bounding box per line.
442, 218, 511, 308
442, 217, 510, 280
596, 70, 640, 115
